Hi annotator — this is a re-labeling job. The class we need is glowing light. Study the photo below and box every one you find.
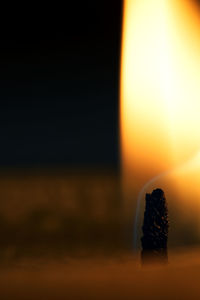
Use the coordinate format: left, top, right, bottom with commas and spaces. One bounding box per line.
120, 0, 200, 245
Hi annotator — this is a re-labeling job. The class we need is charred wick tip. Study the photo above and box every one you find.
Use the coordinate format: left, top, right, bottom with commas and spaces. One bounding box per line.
141, 188, 169, 264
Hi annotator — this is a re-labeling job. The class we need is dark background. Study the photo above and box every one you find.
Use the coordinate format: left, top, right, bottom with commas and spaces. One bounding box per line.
0, 1, 122, 168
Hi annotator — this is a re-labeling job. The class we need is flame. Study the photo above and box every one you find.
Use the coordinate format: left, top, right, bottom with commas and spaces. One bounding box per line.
120, 0, 200, 245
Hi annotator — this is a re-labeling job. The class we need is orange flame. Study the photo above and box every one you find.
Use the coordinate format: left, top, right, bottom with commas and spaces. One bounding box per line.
120, 0, 200, 244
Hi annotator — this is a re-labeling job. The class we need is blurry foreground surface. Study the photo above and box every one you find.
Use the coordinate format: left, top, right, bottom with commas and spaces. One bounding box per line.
1, 248, 200, 299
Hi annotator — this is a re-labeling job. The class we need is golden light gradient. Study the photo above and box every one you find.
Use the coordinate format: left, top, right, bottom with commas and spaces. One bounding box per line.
120, 0, 200, 241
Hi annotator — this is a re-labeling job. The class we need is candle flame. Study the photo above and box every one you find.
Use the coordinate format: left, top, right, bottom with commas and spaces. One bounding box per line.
120, 0, 200, 246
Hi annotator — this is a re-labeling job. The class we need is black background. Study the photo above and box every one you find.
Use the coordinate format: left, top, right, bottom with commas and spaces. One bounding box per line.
0, 1, 122, 168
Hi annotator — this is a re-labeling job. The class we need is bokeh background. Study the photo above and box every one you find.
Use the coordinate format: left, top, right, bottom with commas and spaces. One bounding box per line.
0, 0, 124, 261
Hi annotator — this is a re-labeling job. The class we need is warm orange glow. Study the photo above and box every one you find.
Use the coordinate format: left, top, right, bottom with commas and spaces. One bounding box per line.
121, 0, 200, 241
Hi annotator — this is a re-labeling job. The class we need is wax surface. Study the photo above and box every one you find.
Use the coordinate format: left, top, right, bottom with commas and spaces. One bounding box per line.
0, 248, 200, 299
